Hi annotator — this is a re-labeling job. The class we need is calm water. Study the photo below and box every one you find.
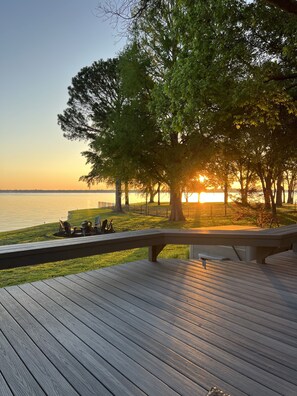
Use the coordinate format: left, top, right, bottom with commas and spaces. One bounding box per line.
0, 192, 138, 232
0, 191, 225, 232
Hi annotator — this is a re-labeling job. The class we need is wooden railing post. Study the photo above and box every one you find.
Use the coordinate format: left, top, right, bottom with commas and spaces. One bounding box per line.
148, 244, 166, 262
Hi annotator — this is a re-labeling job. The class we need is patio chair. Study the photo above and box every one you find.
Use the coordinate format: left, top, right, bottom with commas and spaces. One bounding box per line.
81, 220, 94, 236
58, 220, 82, 237
94, 215, 101, 234
101, 219, 115, 234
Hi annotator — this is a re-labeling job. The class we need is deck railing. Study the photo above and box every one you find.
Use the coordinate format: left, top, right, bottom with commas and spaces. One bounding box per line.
1, 225, 297, 270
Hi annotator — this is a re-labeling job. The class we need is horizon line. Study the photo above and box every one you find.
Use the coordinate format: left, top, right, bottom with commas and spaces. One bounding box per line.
0, 189, 116, 193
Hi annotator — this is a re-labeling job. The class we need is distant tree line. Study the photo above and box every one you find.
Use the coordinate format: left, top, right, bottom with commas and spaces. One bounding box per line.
58, 0, 297, 221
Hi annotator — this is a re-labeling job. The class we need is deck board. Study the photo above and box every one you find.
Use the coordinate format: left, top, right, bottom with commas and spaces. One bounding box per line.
81, 268, 297, 391
99, 265, 297, 352
1, 250, 297, 395
0, 371, 13, 396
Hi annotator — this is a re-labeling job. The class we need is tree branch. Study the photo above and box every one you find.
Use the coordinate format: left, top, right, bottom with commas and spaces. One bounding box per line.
265, 0, 297, 15
265, 73, 297, 82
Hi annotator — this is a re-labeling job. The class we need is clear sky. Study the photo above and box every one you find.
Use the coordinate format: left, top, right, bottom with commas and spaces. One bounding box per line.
0, 0, 125, 190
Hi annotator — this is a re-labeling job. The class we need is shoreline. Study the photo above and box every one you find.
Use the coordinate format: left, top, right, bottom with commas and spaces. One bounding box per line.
0, 189, 116, 193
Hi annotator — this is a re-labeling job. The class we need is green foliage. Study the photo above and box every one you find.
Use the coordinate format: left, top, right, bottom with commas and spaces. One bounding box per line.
58, 58, 119, 142
100, 43, 160, 184
58, 0, 297, 221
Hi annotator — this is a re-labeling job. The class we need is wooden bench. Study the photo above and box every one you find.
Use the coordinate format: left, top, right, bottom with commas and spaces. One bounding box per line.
0, 226, 297, 270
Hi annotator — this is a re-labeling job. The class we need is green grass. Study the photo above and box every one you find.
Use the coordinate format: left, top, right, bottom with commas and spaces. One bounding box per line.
1, 202, 296, 288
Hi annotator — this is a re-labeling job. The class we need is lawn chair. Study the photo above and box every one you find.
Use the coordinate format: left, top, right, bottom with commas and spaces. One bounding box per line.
100, 219, 108, 233
106, 219, 115, 233
94, 215, 101, 234
81, 220, 94, 236
58, 220, 82, 237
101, 219, 115, 234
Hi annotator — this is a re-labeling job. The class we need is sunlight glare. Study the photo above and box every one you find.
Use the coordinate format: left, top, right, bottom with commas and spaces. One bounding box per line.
182, 192, 224, 203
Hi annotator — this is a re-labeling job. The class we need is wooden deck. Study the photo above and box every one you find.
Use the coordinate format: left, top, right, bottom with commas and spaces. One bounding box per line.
1, 250, 297, 396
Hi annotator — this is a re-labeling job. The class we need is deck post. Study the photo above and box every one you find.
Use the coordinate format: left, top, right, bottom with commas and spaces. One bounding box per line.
246, 246, 278, 264
148, 244, 166, 262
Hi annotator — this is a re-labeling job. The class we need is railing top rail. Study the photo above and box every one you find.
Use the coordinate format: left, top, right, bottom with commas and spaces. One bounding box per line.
1, 225, 296, 270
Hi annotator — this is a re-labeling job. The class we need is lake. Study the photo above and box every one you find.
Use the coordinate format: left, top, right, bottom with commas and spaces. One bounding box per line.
0, 191, 146, 232
0, 191, 226, 232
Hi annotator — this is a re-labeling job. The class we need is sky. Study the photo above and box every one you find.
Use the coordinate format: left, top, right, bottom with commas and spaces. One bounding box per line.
0, 0, 125, 190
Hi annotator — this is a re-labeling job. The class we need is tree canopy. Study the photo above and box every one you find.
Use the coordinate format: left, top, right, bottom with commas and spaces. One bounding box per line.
59, 0, 297, 220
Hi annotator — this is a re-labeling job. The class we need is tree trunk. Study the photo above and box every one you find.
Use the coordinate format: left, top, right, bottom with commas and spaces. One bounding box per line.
257, 165, 271, 209
238, 171, 248, 205
238, 174, 248, 205
149, 187, 155, 203
287, 188, 294, 204
114, 179, 123, 212
270, 189, 277, 216
224, 179, 228, 205
241, 189, 248, 206
169, 186, 185, 221
262, 188, 270, 209
286, 174, 296, 204
264, 178, 272, 210
276, 174, 283, 207
259, 175, 271, 209
157, 183, 161, 206
124, 181, 129, 206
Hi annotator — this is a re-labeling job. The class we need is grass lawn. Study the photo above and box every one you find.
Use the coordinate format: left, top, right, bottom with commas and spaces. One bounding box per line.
1, 203, 296, 288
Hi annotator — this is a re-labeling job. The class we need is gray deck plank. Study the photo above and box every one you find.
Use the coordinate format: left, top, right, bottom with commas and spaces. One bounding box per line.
190, 253, 297, 287
0, 303, 79, 396
9, 284, 154, 395
0, 371, 13, 396
100, 264, 297, 355
88, 267, 297, 357
132, 260, 297, 330
104, 261, 297, 338
44, 275, 246, 396
78, 269, 297, 394
138, 260, 297, 314
0, 330, 45, 396
108, 260, 297, 338
175, 257, 297, 298
10, 283, 185, 396
1, 253, 297, 396
197, 257, 297, 288
0, 288, 112, 396
117, 259, 297, 321
71, 274, 288, 395
29, 280, 205, 396
4, 286, 146, 396
55, 273, 297, 392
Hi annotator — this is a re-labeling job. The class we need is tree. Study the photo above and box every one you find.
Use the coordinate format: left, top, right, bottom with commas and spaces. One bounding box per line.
126, 0, 296, 218
83, 0, 296, 220
183, 176, 206, 204
57, 58, 126, 211
98, 0, 297, 21
100, 43, 164, 206
234, 106, 297, 215
128, 1, 217, 220
284, 162, 297, 204
58, 59, 119, 141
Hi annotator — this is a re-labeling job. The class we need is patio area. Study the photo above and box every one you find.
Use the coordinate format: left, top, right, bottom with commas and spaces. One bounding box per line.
1, 250, 297, 395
